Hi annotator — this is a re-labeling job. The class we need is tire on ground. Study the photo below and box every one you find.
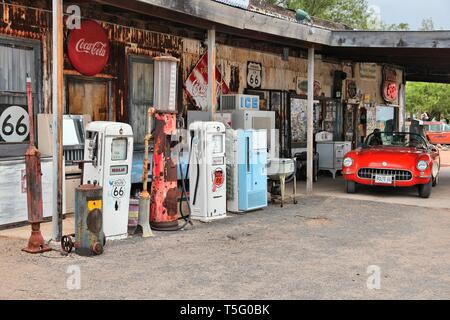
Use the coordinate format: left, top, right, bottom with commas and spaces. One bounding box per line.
346, 181, 357, 194
418, 180, 433, 198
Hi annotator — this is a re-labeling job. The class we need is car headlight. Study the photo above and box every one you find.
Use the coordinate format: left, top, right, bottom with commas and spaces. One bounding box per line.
417, 160, 429, 171
343, 157, 354, 168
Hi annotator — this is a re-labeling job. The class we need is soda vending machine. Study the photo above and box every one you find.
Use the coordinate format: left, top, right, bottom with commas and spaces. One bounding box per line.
83, 122, 134, 240
189, 122, 227, 222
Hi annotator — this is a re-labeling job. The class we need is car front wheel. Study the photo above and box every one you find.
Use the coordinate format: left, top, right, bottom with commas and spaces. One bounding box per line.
418, 180, 433, 198
346, 181, 357, 194
432, 175, 439, 187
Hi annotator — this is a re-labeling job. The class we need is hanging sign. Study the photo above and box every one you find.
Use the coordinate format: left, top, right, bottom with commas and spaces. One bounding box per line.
0, 105, 30, 143
67, 20, 110, 76
382, 66, 398, 103
185, 52, 230, 110
247, 62, 262, 89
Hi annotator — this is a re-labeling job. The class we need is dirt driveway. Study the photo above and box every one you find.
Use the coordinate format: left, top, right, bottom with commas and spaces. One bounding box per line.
1, 195, 450, 300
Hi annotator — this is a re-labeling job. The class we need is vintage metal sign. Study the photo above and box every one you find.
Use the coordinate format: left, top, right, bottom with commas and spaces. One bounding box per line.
185, 52, 229, 110
247, 62, 262, 89
346, 80, 358, 100
0, 105, 29, 143
382, 66, 398, 103
296, 77, 322, 96
67, 20, 110, 76
359, 63, 377, 79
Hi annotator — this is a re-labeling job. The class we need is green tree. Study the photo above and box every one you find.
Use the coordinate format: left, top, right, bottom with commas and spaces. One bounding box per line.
420, 18, 435, 31
406, 18, 450, 121
264, 0, 371, 29
379, 22, 410, 31
406, 82, 450, 120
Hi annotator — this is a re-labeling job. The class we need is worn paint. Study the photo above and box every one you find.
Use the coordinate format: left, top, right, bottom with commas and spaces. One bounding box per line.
150, 113, 179, 229
74, 185, 104, 257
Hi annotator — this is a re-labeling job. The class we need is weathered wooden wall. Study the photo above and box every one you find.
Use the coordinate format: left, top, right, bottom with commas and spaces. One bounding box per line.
0, 0, 405, 132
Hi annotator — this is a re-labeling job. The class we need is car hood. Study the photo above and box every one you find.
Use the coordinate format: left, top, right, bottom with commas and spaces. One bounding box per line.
349, 147, 427, 169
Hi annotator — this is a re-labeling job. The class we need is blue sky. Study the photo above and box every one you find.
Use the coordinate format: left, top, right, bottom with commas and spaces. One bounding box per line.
368, 0, 450, 30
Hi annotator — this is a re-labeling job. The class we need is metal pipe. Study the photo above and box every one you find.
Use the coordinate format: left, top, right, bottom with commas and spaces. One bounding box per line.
307, 47, 315, 194
207, 27, 216, 120
52, 0, 64, 242
26, 75, 35, 147
135, 107, 156, 238
22, 77, 51, 254
142, 107, 156, 192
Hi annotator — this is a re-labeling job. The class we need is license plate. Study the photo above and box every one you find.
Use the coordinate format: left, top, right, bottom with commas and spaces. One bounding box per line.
375, 175, 393, 184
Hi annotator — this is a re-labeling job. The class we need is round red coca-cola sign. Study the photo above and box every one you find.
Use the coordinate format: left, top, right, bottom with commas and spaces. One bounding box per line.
67, 20, 110, 76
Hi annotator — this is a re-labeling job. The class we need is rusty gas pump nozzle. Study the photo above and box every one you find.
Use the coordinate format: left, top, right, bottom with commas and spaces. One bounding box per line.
22, 75, 52, 254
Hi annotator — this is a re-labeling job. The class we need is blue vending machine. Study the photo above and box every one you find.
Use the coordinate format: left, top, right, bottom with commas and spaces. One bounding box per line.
226, 129, 268, 213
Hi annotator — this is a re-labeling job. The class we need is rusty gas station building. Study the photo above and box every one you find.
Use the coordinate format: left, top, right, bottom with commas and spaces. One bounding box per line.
0, 0, 449, 234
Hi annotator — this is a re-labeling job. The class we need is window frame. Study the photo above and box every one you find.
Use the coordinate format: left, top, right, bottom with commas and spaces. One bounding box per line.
0, 36, 41, 156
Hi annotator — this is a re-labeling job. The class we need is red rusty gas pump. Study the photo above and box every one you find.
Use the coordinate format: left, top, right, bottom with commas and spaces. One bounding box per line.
150, 56, 188, 231
22, 75, 52, 254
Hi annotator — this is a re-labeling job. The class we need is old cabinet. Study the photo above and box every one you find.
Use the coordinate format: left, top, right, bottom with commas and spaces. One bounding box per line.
317, 141, 352, 179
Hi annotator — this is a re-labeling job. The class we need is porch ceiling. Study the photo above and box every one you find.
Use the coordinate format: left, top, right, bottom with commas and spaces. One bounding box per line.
91, 0, 450, 83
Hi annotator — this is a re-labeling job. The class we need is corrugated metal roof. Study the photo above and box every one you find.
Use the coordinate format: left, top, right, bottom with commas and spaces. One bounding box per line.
213, 0, 249, 9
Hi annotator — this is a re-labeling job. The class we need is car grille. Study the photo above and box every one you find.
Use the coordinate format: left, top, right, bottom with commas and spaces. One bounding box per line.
358, 168, 413, 181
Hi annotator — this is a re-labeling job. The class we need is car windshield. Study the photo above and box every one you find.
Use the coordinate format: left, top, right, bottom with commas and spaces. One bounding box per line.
428, 124, 442, 132
425, 123, 450, 132
364, 132, 428, 149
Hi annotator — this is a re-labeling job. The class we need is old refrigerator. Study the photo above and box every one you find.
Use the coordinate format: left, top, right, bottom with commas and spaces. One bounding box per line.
226, 129, 268, 213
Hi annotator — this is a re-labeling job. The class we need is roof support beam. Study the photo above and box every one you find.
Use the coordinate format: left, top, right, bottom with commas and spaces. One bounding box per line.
307, 47, 315, 194
331, 31, 450, 49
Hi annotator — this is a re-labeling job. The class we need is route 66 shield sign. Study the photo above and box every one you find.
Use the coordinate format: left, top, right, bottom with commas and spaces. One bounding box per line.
247, 62, 262, 89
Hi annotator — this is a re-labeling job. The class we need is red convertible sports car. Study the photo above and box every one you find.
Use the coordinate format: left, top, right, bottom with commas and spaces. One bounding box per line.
342, 131, 440, 198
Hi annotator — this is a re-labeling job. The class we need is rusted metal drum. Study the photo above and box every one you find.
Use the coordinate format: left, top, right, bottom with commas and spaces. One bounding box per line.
74, 185, 105, 256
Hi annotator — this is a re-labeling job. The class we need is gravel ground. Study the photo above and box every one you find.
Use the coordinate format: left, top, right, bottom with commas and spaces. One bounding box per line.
1, 195, 450, 300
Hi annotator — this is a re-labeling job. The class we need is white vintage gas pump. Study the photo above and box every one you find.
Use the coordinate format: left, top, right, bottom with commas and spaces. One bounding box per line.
189, 122, 227, 222
83, 122, 134, 240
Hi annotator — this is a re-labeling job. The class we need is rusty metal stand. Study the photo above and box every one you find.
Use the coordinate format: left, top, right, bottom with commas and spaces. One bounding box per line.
135, 108, 155, 238
22, 75, 51, 254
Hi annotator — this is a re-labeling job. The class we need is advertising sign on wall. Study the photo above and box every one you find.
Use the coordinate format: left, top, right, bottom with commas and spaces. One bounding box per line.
185, 52, 230, 110
296, 77, 322, 97
247, 62, 262, 89
382, 66, 398, 103
359, 63, 377, 80
67, 20, 110, 76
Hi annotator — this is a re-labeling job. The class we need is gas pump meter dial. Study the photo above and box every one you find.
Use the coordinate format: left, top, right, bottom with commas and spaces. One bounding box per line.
211, 134, 224, 154
111, 138, 128, 161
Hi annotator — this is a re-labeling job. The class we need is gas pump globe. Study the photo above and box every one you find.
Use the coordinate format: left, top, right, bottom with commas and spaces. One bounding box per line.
153, 56, 179, 113
150, 56, 182, 230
